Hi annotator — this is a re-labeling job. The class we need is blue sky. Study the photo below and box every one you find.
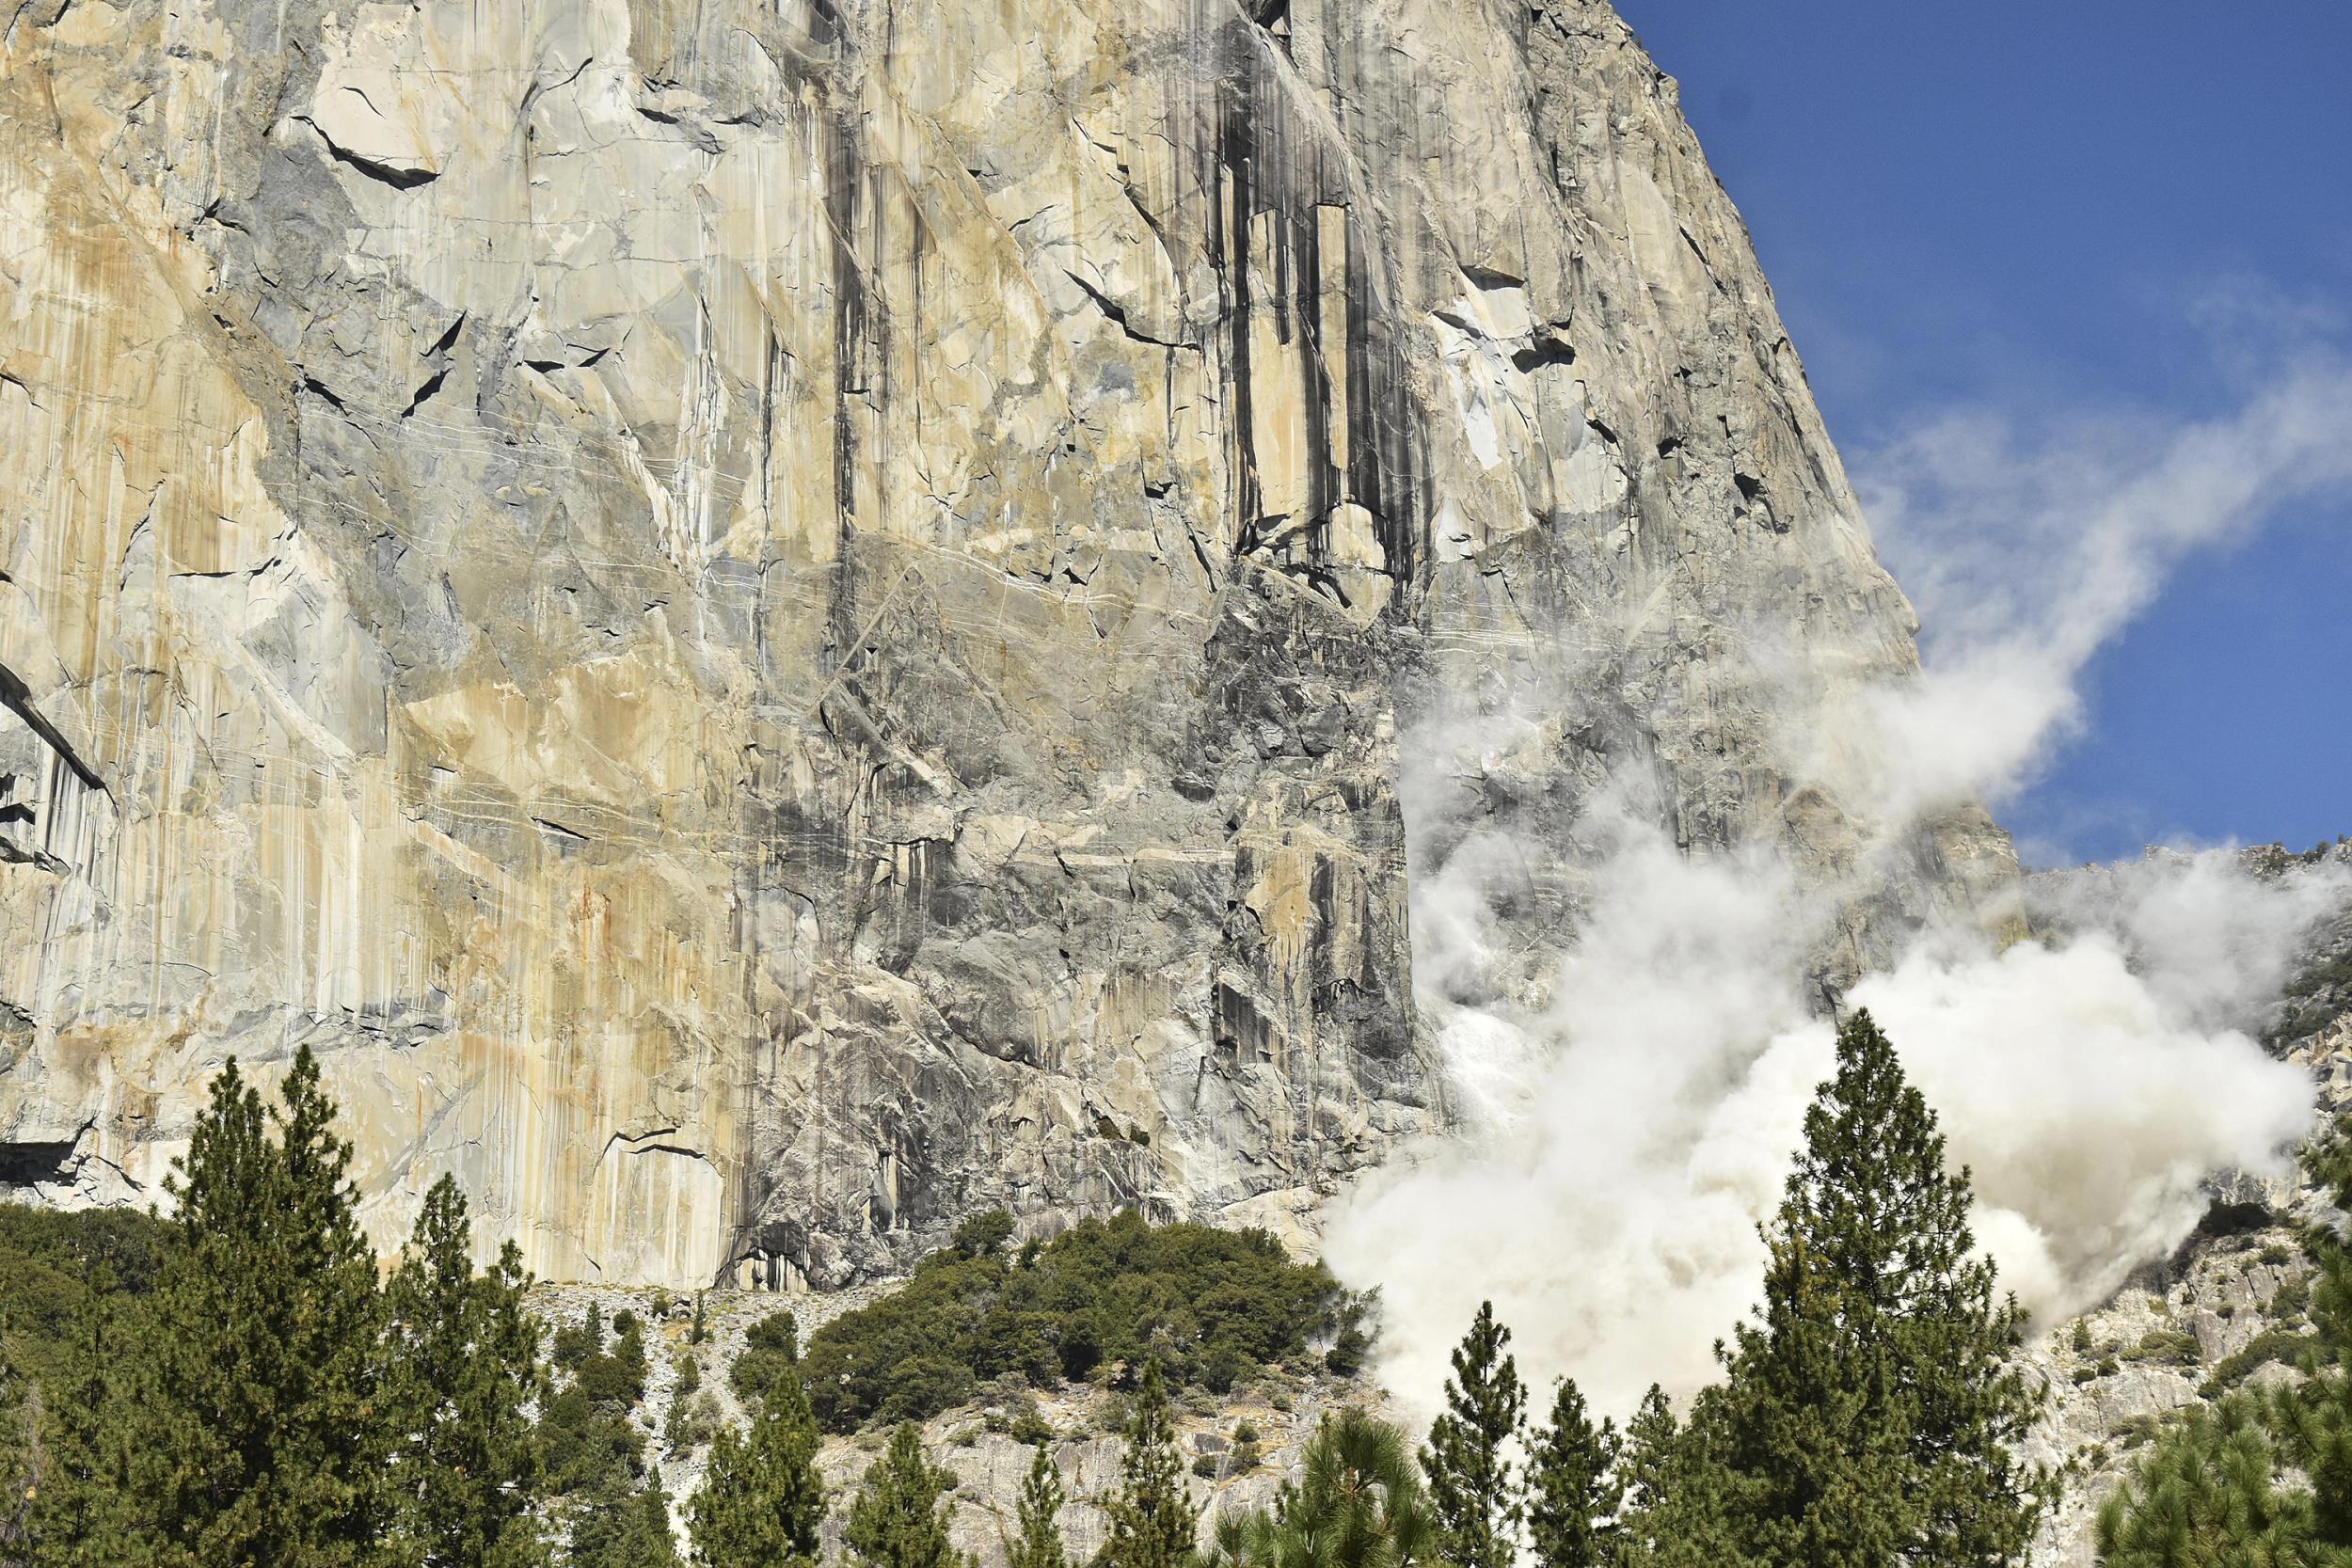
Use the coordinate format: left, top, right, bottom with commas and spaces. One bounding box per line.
1616, 0, 2352, 867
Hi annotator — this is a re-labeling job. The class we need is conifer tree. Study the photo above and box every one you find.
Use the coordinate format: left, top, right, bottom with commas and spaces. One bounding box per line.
1614, 1387, 1675, 1521
1005, 1444, 1067, 1568
1226, 1408, 1435, 1568
145, 1048, 389, 1567
1702, 1010, 2050, 1567
382, 1174, 549, 1568
2096, 1395, 2314, 1566
24, 1271, 147, 1567
570, 1475, 682, 1568
846, 1423, 964, 1568
1420, 1301, 1525, 1568
2099, 1113, 2352, 1563
1523, 1379, 1617, 1568
1100, 1362, 1197, 1568
1610, 1384, 1743, 1568
690, 1369, 827, 1567
0, 1312, 30, 1566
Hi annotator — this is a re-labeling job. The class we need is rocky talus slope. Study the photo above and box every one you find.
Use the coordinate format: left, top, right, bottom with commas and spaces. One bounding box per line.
2017, 844, 2352, 1565
581, 996, 2352, 1568
535, 1281, 1382, 1564
0, 0, 2012, 1285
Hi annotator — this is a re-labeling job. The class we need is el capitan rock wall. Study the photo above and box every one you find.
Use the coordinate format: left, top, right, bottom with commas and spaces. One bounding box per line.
0, 0, 2009, 1284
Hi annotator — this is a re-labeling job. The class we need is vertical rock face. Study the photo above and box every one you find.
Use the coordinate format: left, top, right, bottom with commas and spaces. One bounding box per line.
0, 0, 2009, 1283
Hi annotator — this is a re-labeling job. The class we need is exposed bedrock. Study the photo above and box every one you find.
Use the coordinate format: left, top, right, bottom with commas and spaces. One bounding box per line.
0, 0, 2010, 1284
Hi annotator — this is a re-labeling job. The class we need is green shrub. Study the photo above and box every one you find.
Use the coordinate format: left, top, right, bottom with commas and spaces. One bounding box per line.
1192, 1453, 1220, 1479
2262, 1243, 2293, 1266
2201, 1325, 2329, 1395
1325, 1293, 1374, 1375
793, 1209, 1343, 1433
2123, 1328, 2200, 1364
954, 1210, 1016, 1259
985, 1393, 1056, 1447
729, 1307, 801, 1406
552, 1303, 603, 1372
664, 1389, 722, 1453
575, 1320, 648, 1407
0, 1202, 171, 1383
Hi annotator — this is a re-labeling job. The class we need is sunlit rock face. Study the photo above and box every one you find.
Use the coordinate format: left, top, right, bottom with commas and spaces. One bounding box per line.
0, 0, 2009, 1285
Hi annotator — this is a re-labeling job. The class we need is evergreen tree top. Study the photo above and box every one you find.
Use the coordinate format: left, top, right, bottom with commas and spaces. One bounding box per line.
1421, 1300, 1525, 1568
1701, 1008, 2052, 1568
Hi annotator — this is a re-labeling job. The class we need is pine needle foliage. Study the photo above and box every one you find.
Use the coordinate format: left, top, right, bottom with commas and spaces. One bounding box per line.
2100, 1112, 2352, 1565
0, 1053, 694, 1568
1420, 1300, 1525, 1568
1217, 1407, 1436, 1568
381, 1174, 549, 1568
2097, 1395, 2325, 1567
0, 1310, 30, 1566
847, 1423, 965, 1568
690, 1370, 827, 1568
1100, 1362, 1198, 1568
145, 1047, 390, 1568
22, 1271, 149, 1567
1610, 1385, 1735, 1568
1524, 1379, 1617, 1568
1700, 1009, 2051, 1568
1006, 1444, 1069, 1568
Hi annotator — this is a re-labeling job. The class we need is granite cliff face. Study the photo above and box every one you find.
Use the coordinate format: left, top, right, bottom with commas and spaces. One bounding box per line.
0, 0, 2010, 1285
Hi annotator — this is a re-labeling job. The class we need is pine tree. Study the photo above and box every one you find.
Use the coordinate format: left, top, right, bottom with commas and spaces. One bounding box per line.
0, 1311, 30, 1566
1100, 1362, 1197, 1568
144, 1048, 390, 1567
570, 1472, 682, 1568
1223, 1408, 1435, 1568
1523, 1380, 1617, 1568
1420, 1301, 1525, 1568
23, 1270, 148, 1567
1610, 1386, 1737, 1568
2096, 1396, 2315, 1566
382, 1174, 549, 1567
1613, 1387, 1675, 1531
1702, 1010, 2051, 1568
2283, 1150, 2352, 1553
1004, 1444, 1067, 1568
689, 1370, 827, 1567
846, 1423, 963, 1568
2100, 1114, 2352, 1563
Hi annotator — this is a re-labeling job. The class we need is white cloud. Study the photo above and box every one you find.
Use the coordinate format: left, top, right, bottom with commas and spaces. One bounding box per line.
1811, 355, 2352, 820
